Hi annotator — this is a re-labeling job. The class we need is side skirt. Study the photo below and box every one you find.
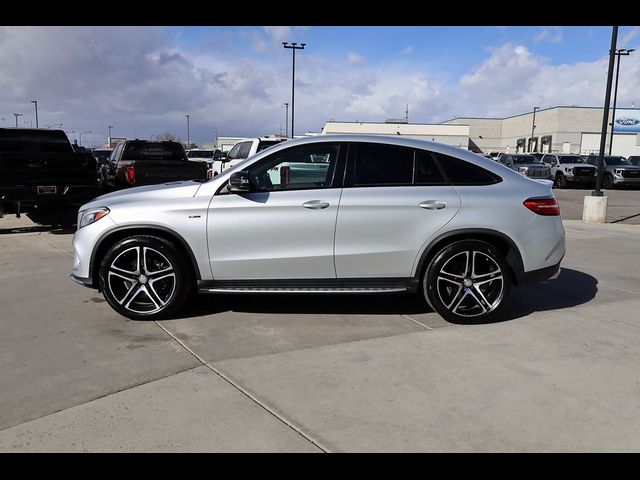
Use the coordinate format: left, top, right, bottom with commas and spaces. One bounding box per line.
197, 278, 420, 294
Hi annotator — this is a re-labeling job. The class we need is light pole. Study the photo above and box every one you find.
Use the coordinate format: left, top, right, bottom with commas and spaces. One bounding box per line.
185, 115, 190, 147
608, 48, 635, 155
593, 26, 619, 197
284, 103, 289, 138
282, 42, 306, 138
31, 100, 38, 128
79, 131, 92, 147
530, 106, 539, 152
13, 113, 23, 127
108, 125, 113, 147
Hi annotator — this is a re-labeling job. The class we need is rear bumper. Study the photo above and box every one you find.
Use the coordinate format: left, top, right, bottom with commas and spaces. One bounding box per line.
0, 184, 101, 206
516, 260, 562, 285
70, 273, 95, 288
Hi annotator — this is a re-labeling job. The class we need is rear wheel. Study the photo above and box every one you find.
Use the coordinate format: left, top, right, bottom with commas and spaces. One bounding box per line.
423, 240, 511, 323
99, 235, 191, 320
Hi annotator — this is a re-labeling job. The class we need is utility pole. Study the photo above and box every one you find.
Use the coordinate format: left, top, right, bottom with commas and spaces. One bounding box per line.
530, 107, 539, 152
285, 103, 289, 138
282, 42, 306, 138
31, 100, 38, 128
13, 113, 23, 127
608, 48, 635, 154
108, 125, 113, 148
593, 26, 619, 197
186, 115, 190, 147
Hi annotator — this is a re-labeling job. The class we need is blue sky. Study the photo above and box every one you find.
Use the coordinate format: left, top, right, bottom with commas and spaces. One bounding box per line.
1, 26, 639, 147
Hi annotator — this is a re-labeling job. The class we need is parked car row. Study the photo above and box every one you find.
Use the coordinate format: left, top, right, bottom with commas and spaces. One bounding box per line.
482, 150, 640, 189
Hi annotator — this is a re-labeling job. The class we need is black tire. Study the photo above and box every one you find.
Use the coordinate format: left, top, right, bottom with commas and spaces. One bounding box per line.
554, 173, 567, 189
422, 240, 511, 323
99, 235, 191, 320
603, 175, 614, 190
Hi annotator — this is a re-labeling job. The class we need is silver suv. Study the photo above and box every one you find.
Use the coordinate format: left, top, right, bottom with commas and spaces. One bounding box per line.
71, 136, 565, 323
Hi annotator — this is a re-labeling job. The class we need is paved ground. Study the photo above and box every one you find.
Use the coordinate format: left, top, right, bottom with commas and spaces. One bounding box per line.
0, 213, 639, 451
555, 187, 640, 224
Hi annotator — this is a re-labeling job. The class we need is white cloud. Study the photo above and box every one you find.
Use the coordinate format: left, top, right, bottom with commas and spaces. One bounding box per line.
2, 27, 639, 146
399, 46, 413, 55
347, 52, 365, 65
533, 27, 563, 44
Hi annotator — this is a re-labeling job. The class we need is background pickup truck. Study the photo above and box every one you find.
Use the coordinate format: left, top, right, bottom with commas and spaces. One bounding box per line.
100, 140, 208, 191
0, 128, 99, 220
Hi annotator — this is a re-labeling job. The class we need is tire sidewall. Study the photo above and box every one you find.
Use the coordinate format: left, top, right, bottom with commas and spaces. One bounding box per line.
423, 240, 512, 324
99, 235, 190, 320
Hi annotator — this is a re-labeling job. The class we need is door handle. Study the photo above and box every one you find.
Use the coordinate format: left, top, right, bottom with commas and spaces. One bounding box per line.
302, 200, 330, 209
419, 200, 447, 210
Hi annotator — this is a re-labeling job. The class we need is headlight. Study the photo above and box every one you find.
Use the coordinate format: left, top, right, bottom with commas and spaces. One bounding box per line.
614, 169, 623, 176
78, 207, 110, 229
518, 167, 528, 173
565, 167, 574, 175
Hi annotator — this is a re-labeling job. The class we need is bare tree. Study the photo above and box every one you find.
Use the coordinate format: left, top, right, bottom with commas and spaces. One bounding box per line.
154, 132, 182, 142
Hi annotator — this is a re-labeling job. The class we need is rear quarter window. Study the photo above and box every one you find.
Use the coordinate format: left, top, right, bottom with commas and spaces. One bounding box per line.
434, 153, 502, 185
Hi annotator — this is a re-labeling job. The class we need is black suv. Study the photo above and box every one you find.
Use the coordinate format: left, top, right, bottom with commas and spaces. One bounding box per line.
585, 155, 640, 189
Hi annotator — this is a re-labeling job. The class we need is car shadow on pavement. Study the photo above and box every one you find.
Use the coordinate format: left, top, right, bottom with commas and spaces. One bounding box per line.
168, 268, 597, 324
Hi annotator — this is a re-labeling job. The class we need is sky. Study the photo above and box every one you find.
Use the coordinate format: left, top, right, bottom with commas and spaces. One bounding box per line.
1, 25, 639, 148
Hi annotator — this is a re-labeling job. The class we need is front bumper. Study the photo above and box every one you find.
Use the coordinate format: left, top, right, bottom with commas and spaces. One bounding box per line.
70, 273, 94, 288
613, 176, 640, 185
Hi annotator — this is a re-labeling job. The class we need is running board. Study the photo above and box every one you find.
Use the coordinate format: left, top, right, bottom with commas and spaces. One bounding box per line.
197, 278, 418, 295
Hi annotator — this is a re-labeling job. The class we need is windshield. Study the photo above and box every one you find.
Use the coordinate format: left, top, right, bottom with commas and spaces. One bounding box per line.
187, 150, 213, 158
604, 156, 631, 166
123, 142, 186, 161
513, 155, 541, 164
559, 155, 585, 164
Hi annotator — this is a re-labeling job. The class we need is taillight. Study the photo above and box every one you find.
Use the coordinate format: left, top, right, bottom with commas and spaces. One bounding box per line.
207, 169, 213, 179
280, 165, 290, 185
523, 197, 560, 216
125, 165, 136, 184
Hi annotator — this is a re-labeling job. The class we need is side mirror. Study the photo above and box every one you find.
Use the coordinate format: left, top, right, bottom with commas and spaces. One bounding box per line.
228, 171, 251, 193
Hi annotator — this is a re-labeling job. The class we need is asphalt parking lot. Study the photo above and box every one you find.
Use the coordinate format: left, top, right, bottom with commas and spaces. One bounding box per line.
1, 196, 640, 452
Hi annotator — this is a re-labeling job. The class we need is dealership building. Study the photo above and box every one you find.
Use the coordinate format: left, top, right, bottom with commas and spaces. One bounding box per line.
318, 106, 640, 158
442, 106, 640, 157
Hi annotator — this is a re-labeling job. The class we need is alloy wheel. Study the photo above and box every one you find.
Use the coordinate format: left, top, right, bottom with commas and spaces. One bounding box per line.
107, 246, 176, 314
436, 250, 504, 318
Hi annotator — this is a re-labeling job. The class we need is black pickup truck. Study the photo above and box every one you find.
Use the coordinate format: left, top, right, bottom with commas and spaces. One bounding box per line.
100, 140, 208, 190
0, 128, 100, 218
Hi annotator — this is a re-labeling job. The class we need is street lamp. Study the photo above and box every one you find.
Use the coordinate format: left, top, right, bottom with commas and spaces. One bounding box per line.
31, 100, 38, 128
13, 113, 23, 127
284, 103, 289, 137
79, 131, 92, 147
608, 48, 635, 155
282, 42, 306, 138
108, 125, 113, 147
530, 107, 539, 152
593, 26, 619, 198
185, 115, 190, 147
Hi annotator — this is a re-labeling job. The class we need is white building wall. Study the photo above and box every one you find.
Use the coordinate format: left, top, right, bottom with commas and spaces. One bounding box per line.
321, 122, 470, 148
580, 133, 640, 157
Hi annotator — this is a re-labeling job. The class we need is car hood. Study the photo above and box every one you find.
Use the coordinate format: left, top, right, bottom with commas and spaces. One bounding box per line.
81, 180, 205, 210
515, 163, 549, 168
560, 163, 595, 168
606, 165, 640, 170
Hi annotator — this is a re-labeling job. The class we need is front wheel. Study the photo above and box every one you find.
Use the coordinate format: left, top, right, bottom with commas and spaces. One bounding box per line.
99, 235, 191, 320
423, 240, 511, 323
603, 175, 614, 190
554, 173, 567, 189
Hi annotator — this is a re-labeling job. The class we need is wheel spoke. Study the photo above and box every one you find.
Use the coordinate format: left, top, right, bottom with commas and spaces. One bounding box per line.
146, 283, 168, 308
437, 271, 464, 285
122, 284, 144, 307
464, 251, 472, 278
108, 270, 138, 283
466, 289, 488, 314
475, 275, 503, 287
472, 269, 502, 280
451, 289, 470, 313
147, 267, 174, 279
471, 285, 493, 311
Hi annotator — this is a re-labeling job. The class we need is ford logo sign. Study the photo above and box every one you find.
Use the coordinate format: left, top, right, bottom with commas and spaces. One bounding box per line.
616, 117, 640, 126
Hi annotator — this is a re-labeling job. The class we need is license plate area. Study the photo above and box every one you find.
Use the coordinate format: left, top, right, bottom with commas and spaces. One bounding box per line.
37, 185, 57, 194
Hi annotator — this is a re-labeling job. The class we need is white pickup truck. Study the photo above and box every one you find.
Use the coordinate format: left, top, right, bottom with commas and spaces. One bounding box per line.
221, 137, 287, 172
541, 153, 596, 188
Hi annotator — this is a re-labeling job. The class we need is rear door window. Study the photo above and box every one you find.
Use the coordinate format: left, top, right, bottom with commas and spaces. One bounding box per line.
352, 143, 414, 186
